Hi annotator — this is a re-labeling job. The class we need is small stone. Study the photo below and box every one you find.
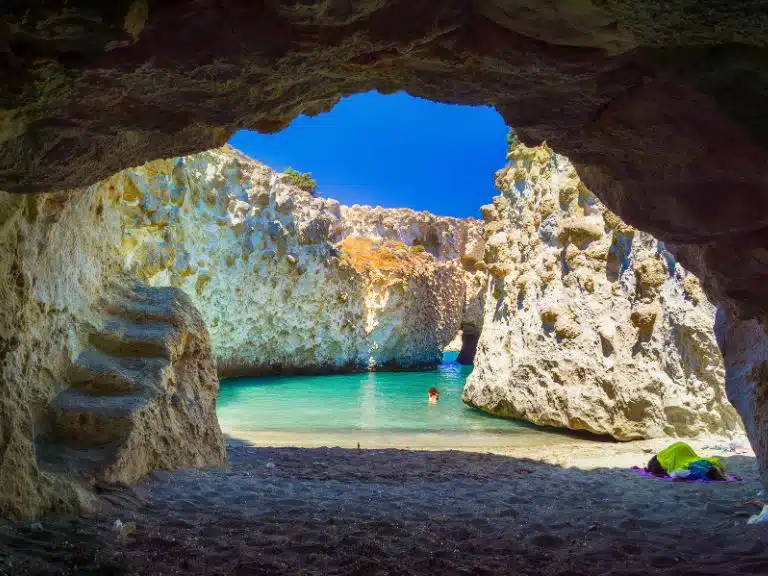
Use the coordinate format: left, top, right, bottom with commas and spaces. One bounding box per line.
704, 502, 725, 514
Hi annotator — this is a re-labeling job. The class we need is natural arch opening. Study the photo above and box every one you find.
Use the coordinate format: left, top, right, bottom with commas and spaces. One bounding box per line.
2, 0, 768, 556
455, 326, 481, 365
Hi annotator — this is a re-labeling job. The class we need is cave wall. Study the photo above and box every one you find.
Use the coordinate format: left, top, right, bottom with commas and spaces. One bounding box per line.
0, 187, 128, 518
1, 0, 767, 501
1, 3, 765, 317
3, 1, 764, 388
716, 310, 768, 490
0, 182, 226, 520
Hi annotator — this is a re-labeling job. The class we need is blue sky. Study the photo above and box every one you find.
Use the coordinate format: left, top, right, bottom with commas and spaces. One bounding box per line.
228, 91, 509, 218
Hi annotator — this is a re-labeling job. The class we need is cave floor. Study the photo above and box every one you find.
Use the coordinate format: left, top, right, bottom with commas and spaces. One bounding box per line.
3, 442, 768, 575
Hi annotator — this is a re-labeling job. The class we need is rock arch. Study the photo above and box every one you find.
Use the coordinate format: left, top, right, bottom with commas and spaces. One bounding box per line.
2, 1, 768, 494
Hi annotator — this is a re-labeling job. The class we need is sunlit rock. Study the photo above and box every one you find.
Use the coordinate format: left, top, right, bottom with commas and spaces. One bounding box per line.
109, 146, 483, 375
0, 190, 223, 520
463, 137, 743, 441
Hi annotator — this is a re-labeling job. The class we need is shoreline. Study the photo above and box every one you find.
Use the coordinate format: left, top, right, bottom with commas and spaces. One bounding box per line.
217, 361, 444, 380
222, 426, 753, 471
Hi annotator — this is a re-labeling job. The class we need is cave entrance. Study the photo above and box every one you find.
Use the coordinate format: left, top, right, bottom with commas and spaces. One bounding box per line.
456, 326, 481, 365
209, 94, 504, 440
2, 6, 767, 568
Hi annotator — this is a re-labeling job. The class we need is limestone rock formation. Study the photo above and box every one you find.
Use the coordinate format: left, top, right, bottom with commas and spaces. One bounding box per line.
0, 190, 224, 520
340, 204, 488, 364
2, 0, 767, 503
106, 146, 477, 375
336, 236, 465, 370
0, 144, 482, 519
716, 310, 768, 491
2, 0, 768, 498
463, 138, 742, 441
340, 205, 482, 262
38, 281, 225, 484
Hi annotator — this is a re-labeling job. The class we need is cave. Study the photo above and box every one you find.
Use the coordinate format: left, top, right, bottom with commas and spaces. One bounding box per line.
456, 326, 481, 365
2, 0, 768, 571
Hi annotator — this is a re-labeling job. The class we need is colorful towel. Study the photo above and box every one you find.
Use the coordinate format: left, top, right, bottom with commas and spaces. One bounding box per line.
630, 466, 741, 483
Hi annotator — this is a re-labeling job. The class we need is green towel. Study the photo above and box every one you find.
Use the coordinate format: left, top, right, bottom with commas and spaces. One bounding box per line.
656, 441, 723, 475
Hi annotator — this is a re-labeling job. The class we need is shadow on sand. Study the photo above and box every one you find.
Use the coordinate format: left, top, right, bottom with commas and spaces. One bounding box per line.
1, 442, 767, 575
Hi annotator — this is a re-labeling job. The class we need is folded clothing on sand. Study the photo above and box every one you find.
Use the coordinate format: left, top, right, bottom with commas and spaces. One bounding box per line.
646, 442, 727, 481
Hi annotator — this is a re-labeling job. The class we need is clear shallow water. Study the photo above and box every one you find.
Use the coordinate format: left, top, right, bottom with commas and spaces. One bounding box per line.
217, 353, 532, 438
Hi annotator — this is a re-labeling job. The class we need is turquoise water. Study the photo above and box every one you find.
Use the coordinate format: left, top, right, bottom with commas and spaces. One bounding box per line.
217, 352, 527, 436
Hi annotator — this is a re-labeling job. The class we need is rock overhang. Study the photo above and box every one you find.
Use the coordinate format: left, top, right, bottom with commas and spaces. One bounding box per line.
3, 1, 768, 516
3, 2, 766, 318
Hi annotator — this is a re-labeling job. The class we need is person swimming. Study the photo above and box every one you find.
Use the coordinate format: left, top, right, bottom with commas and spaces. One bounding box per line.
428, 386, 439, 404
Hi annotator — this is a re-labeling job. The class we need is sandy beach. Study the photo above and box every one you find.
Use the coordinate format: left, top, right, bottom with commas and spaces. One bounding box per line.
2, 433, 767, 575
223, 427, 755, 471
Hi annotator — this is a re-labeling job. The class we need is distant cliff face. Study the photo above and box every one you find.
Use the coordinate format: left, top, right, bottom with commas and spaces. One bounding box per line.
340, 205, 485, 262
110, 146, 481, 375
463, 137, 742, 441
339, 204, 488, 357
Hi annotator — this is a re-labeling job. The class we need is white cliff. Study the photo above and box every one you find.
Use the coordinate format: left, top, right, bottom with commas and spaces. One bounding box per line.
462, 136, 742, 440
339, 204, 484, 262
112, 146, 479, 375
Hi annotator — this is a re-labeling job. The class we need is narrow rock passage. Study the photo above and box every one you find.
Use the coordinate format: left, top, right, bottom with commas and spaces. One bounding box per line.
4, 443, 768, 575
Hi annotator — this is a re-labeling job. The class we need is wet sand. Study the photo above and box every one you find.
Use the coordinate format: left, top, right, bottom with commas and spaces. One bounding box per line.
2, 436, 767, 575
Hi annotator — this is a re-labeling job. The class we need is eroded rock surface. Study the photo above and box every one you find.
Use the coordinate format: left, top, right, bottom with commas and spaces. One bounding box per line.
340, 203, 489, 362
716, 310, 768, 490
0, 144, 488, 518
340, 205, 483, 262
2, 3, 766, 322
38, 281, 225, 484
463, 137, 742, 440
105, 146, 480, 374
0, 190, 224, 520
2, 0, 768, 507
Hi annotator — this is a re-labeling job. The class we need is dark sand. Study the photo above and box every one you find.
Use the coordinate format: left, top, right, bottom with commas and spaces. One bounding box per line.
2, 441, 768, 575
